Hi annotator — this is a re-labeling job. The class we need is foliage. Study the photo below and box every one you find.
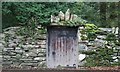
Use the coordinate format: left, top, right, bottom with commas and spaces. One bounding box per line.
2, 2, 102, 29
80, 24, 100, 41
2, 2, 120, 29
106, 33, 117, 42
16, 17, 37, 37
2, 2, 72, 28
72, 2, 101, 26
85, 24, 99, 41
83, 32, 120, 67
2, 2, 101, 37
84, 45, 120, 67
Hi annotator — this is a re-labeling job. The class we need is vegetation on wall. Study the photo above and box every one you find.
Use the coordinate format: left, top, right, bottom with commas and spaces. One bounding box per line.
80, 24, 100, 41
2, 2, 120, 67
82, 30, 120, 66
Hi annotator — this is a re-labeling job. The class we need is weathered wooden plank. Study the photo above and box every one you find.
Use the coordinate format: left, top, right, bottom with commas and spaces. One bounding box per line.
47, 27, 78, 68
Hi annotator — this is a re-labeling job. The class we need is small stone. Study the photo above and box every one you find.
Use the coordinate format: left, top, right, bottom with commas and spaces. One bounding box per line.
65, 9, 70, 21
79, 44, 88, 51
38, 53, 45, 57
6, 47, 14, 50
4, 31, 15, 35
16, 54, 22, 59
31, 42, 35, 45
58, 11, 64, 21
27, 52, 37, 57
24, 60, 38, 63
97, 35, 106, 39
15, 49, 23, 53
112, 56, 117, 59
22, 45, 35, 48
26, 42, 29, 45
34, 45, 39, 48
38, 61, 46, 67
34, 57, 45, 61
0, 43, 3, 47
3, 48, 7, 52
0, 33, 5, 38
2, 61, 12, 65
8, 43, 17, 47
16, 36, 24, 39
40, 45, 46, 48
0, 41, 5, 44
20, 58, 33, 61
14, 39, 20, 43
26, 54, 29, 57
116, 46, 120, 50
72, 14, 78, 20
79, 54, 86, 61
15, 47, 21, 50
9, 52, 16, 56
99, 28, 112, 32
32, 49, 46, 53
20, 63, 38, 67
11, 63, 20, 67
11, 56, 17, 58
3, 56, 11, 59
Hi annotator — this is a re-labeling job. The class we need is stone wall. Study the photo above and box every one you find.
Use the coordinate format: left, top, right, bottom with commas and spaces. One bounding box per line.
78, 27, 120, 66
1, 27, 46, 68
0, 26, 119, 68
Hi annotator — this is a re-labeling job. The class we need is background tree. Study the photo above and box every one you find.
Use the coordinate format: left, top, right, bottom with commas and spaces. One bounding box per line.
2, 2, 100, 29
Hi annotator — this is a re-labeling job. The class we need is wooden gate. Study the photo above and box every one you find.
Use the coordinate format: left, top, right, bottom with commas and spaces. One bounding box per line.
47, 26, 78, 68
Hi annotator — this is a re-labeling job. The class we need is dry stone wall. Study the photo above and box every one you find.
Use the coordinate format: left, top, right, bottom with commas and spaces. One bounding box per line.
0, 26, 120, 68
1, 27, 46, 68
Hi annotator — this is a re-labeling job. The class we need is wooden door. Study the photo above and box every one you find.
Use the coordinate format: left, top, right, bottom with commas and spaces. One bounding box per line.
47, 26, 78, 68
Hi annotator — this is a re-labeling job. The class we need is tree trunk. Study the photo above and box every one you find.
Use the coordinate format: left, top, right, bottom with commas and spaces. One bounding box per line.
0, 2, 2, 33
118, 2, 120, 41
100, 2, 107, 27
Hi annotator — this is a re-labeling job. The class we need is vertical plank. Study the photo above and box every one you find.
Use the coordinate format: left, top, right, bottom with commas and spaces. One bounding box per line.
47, 27, 78, 68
